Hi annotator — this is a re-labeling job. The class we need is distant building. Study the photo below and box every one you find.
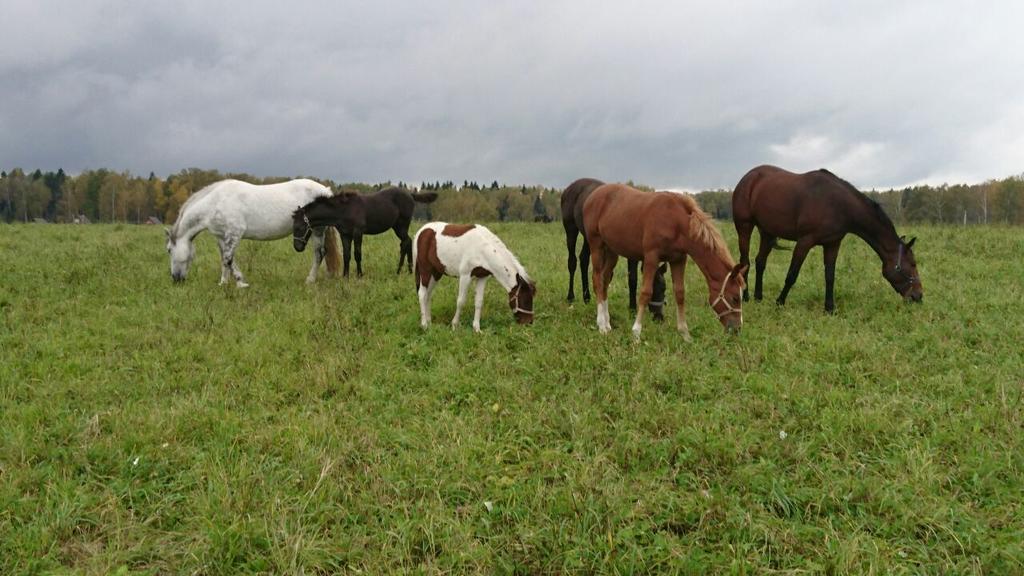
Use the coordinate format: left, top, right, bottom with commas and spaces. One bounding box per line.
73, 214, 91, 224
33, 218, 49, 224
146, 216, 163, 225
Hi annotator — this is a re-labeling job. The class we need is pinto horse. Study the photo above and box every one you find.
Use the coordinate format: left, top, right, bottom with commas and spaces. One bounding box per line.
732, 165, 923, 313
413, 222, 536, 332
165, 179, 340, 286
561, 178, 667, 319
584, 184, 747, 340
293, 187, 438, 276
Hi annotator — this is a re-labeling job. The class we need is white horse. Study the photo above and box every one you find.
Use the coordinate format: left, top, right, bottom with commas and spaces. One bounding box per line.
165, 179, 339, 286
413, 222, 536, 332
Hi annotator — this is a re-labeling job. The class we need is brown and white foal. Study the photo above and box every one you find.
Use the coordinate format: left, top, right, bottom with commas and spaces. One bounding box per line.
413, 222, 536, 332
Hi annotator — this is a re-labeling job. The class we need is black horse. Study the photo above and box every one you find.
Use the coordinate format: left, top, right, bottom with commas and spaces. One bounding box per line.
293, 187, 438, 276
561, 178, 667, 320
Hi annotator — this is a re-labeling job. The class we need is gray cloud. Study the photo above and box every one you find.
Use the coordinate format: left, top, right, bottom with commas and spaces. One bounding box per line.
2, 0, 1022, 189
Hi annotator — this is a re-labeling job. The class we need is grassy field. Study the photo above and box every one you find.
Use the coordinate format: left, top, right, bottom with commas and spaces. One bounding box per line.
1, 221, 1022, 574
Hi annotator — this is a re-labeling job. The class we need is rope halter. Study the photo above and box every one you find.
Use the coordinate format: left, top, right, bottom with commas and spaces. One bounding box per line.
293, 212, 313, 247
510, 283, 534, 316
711, 269, 742, 321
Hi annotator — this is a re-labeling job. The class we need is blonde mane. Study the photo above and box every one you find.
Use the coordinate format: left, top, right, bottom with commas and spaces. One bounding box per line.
676, 194, 734, 265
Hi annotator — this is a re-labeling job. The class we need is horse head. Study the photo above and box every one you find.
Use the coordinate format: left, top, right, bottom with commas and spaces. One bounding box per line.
165, 228, 195, 283
883, 236, 923, 303
292, 206, 313, 252
710, 263, 748, 334
509, 274, 536, 325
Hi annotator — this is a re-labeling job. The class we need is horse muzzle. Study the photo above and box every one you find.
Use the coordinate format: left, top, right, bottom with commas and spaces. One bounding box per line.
293, 238, 308, 252
904, 292, 923, 304
172, 272, 185, 283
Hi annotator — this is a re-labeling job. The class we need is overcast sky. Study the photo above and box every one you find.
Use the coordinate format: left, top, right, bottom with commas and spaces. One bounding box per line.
2, 1, 1022, 190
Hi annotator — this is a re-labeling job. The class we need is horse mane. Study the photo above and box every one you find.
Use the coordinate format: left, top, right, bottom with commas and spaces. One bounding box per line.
819, 169, 898, 232
292, 193, 338, 218
676, 193, 735, 266
500, 237, 532, 284
170, 180, 223, 241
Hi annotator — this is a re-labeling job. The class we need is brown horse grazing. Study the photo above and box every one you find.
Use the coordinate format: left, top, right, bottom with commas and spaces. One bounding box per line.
293, 187, 438, 276
561, 178, 667, 320
732, 165, 923, 313
583, 184, 748, 340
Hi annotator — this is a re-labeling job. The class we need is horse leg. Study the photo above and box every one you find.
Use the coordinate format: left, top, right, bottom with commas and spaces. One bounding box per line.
754, 229, 775, 302
353, 231, 364, 277
306, 227, 326, 284
472, 276, 488, 332
565, 230, 578, 303
736, 222, 753, 301
580, 238, 592, 304
223, 234, 248, 288
823, 240, 841, 314
776, 237, 814, 306
396, 228, 412, 274
452, 273, 472, 329
597, 251, 619, 334
669, 257, 692, 342
650, 263, 667, 322
217, 237, 231, 285
418, 277, 438, 328
340, 234, 352, 277
589, 241, 610, 332
630, 257, 658, 340
627, 259, 639, 313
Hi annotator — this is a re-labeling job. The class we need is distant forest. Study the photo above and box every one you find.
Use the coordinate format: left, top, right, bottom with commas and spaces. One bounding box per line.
2, 167, 1022, 225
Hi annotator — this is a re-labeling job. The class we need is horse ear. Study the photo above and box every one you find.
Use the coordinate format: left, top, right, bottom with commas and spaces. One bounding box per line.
735, 263, 749, 277
906, 236, 917, 249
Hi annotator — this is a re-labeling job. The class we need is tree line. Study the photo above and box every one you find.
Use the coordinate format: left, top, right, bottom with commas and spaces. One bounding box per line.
2, 167, 1022, 225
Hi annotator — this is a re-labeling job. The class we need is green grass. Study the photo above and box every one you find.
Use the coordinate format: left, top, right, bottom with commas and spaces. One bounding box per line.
1, 222, 1022, 574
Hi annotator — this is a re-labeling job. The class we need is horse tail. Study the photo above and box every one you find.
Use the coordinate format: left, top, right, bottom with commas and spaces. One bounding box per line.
412, 191, 439, 203
324, 227, 341, 277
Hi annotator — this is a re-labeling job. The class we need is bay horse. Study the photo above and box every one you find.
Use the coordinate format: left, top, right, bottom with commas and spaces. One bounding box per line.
413, 222, 535, 332
293, 187, 438, 277
583, 184, 747, 340
561, 178, 667, 320
165, 179, 340, 286
732, 165, 923, 313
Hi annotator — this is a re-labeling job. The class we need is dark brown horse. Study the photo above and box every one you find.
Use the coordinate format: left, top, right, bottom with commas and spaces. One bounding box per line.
293, 187, 438, 276
732, 165, 923, 313
561, 178, 667, 320
584, 183, 747, 340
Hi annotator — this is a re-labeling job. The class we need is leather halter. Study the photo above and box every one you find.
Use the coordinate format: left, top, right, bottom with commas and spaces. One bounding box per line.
891, 242, 919, 294
711, 269, 741, 320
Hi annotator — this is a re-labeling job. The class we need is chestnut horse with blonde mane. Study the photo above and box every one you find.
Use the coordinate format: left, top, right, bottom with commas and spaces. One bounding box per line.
583, 184, 748, 340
